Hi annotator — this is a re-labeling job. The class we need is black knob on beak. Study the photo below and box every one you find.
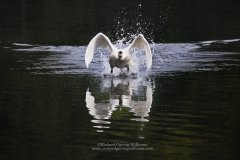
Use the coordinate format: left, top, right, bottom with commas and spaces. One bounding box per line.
118, 51, 123, 59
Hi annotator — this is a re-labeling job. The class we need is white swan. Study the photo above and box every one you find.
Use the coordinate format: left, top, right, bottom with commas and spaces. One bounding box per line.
85, 33, 152, 73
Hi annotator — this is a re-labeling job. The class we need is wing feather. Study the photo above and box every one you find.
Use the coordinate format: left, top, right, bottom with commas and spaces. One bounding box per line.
85, 33, 113, 68
127, 34, 152, 70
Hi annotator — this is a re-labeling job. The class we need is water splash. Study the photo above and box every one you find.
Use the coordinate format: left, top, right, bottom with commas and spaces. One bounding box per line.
110, 3, 149, 42
108, 2, 169, 44
95, 39, 152, 77
102, 2, 169, 76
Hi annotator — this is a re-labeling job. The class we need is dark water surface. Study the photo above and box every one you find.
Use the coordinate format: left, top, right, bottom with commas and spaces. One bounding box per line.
1, 0, 240, 160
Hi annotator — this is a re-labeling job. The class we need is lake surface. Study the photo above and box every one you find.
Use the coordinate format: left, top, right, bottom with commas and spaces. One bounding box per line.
1, 1, 240, 160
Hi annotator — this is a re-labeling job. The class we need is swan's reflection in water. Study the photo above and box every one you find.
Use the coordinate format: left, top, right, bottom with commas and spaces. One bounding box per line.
85, 77, 154, 132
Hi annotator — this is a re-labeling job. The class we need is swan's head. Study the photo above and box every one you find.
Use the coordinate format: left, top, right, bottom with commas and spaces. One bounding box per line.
115, 49, 128, 60
118, 51, 123, 60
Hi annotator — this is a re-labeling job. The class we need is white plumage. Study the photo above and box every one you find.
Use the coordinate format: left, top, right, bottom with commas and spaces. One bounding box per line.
85, 33, 152, 73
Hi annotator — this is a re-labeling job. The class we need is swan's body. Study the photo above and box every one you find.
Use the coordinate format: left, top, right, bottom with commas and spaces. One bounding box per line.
85, 33, 152, 73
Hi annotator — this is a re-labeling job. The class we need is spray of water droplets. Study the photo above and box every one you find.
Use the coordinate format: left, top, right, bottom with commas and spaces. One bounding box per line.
94, 2, 169, 76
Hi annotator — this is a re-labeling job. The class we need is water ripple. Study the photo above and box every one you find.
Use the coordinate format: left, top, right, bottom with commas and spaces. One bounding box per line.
9, 39, 240, 75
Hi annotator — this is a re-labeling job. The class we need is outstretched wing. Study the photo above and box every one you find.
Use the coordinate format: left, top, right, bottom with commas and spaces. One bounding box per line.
85, 33, 113, 68
127, 34, 152, 70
